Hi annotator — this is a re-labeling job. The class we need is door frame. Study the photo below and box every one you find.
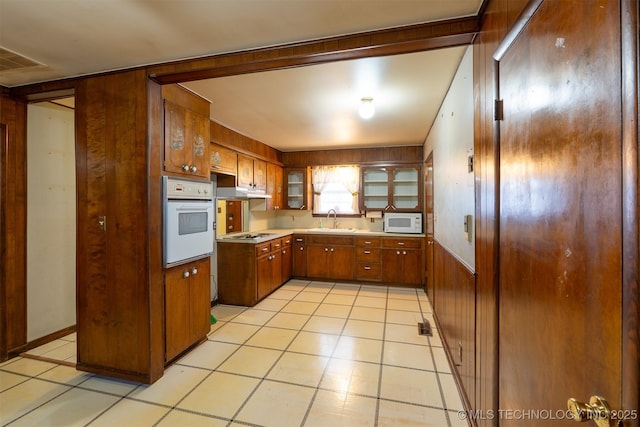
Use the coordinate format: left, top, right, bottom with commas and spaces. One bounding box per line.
492, 0, 639, 417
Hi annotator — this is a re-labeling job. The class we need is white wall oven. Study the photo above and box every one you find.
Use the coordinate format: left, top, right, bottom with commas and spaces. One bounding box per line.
163, 177, 214, 267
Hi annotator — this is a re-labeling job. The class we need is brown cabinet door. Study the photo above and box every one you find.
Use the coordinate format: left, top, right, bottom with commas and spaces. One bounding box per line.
266, 163, 283, 210
381, 249, 402, 283
306, 245, 330, 278
237, 154, 254, 189
256, 254, 271, 300
164, 101, 189, 175
189, 259, 210, 341
292, 236, 306, 277
164, 266, 190, 362
330, 246, 355, 280
210, 143, 237, 175
281, 245, 292, 283
269, 250, 281, 293
187, 109, 210, 178
284, 168, 309, 210
253, 159, 267, 192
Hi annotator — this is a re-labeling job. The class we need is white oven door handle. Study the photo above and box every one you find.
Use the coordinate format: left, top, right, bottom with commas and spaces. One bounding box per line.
174, 204, 212, 211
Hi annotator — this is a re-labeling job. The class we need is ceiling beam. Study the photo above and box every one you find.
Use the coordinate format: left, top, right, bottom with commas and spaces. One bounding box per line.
148, 16, 480, 84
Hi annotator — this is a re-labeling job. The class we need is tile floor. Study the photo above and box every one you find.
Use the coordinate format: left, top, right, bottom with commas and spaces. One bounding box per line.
1, 279, 468, 427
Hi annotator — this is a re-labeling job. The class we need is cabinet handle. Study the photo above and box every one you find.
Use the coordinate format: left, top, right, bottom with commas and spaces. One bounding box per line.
181, 164, 189, 172
189, 165, 198, 173
397, 242, 405, 246
296, 238, 303, 242
364, 250, 371, 254
191, 268, 198, 275
364, 241, 372, 245
274, 244, 280, 248
182, 271, 190, 278
364, 266, 371, 270
299, 205, 305, 210
262, 247, 268, 252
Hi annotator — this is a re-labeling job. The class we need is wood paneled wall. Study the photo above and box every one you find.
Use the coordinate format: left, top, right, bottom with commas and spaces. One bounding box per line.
433, 241, 476, 410
0, 94, 27, 360
473, 0, 528, 423
282, 146, 422, 167
211, 121, 282, 165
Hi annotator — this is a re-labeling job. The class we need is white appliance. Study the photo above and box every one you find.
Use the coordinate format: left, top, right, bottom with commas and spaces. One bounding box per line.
163, 176, 214, 267
383, 212, 423, 234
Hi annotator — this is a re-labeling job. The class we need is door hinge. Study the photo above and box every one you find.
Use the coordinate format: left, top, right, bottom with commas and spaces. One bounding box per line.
494, 99, 504, 121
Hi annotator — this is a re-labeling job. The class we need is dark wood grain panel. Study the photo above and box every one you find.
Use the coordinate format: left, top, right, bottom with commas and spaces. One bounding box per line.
282, 146, 422, 167
211, 121, 282, 165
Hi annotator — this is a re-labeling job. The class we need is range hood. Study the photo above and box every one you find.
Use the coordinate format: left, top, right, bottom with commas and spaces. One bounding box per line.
216, 186, 271, 199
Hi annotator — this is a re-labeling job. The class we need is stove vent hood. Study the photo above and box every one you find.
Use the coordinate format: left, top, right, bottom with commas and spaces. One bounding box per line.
216, 186, 271, 199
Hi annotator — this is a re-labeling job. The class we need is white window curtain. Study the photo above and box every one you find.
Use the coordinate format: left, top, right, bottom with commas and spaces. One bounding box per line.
312, 165, 360, 213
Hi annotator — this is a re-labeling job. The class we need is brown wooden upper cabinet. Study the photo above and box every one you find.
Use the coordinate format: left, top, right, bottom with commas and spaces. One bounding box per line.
163, 100, 210, 179
237, 154, 266, 192
266, 163, 283, 210
360, 164, 422, 212
284, 167, 311, 210
210, 143, 237, 175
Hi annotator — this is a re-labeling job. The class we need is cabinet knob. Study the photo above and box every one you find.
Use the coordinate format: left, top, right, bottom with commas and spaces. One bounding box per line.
299, 247, 304, 251
191, 268, 198, 275
282, 250, 286, 254
324, 248, 329, 252
182, 164, 189, 172
403, 251, 407, 255
182, 271, 190, 278
396, 251, 401, 255
189, 165, 198, 173
330, 248, 334, 252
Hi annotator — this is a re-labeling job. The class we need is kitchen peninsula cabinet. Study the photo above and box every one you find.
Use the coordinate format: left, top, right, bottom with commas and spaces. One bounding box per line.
237, 154, 267, 192
381, 237, 423, 285
164, 258, 210, 362
257, 239, 283, 300
163, 98, 210, 179
306, 235, 355, 280
360, 165, 422, 212
281, 236, 292, 283
210, 142, 237, 175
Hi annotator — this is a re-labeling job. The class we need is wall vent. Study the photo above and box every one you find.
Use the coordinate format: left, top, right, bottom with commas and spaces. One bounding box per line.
0, 47, 43, 71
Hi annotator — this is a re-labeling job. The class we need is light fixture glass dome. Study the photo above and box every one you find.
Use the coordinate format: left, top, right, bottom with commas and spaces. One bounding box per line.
359, 97, 375, 119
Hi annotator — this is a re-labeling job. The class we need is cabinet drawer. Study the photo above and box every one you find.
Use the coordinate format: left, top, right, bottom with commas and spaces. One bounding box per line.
281, 236, 292, 247
356, 247, 380, 262
381, 237, 422, 249
270, 238, 283, 251
307, 235, 354, 246
356, 263, 381, 281
355, 237, 381, 247
256, 242, 271, 256
293, 235, 305, 244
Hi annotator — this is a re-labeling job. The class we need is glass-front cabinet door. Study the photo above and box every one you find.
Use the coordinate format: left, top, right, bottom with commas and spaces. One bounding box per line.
361, 167, 389, 210
284, 168, 309, 209
392, 167, 420, 210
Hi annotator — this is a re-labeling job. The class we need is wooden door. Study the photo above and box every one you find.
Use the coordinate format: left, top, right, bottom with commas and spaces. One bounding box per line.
292, 236, 307, 277
189, 259, 210, 342
163, 101, 188, 174
237, 154, 254, 189
424, 153, 434, 301
187, 109, 210, 179
164, 266, 190, 362
253, 159, 267, 192
330, 246, 355, 280
306, 245, 330, 278
496, 0, 637, 424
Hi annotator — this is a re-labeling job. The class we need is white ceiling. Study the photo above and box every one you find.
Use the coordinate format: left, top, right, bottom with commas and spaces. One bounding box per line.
0, 0, 482, 152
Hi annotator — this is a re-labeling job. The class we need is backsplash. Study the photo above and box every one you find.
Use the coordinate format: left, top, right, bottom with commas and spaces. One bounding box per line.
246, 209, 384, 232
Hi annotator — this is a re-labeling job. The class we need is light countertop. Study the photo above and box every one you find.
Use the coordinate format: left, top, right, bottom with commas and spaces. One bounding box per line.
217, 228, 425, 243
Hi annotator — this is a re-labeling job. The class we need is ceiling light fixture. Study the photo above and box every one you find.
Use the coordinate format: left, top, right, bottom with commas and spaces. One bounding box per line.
359, 97, 375, 119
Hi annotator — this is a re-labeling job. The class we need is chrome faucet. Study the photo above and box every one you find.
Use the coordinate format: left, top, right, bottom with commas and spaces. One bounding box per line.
327, 209, 338, 229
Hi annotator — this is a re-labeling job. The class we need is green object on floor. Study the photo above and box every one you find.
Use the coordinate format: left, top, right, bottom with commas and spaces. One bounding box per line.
210, 314, 217, 324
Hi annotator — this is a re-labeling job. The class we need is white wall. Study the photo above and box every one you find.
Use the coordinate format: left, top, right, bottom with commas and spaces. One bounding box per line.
27, 101, 76, 341
426, 46, 475, 270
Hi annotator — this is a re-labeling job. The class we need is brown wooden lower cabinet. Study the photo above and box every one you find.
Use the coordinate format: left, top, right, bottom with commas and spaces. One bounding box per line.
292, 235, 307, 277
164, 257, 210, 363
306, 235, 355, 281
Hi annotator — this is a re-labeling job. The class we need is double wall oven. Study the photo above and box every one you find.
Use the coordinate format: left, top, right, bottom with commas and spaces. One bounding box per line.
163, 176, 214, 267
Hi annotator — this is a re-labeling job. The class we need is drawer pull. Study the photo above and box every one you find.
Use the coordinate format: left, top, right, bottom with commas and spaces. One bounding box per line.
365, 241, 372, 245
364, 250, 371, 254
397, 242, 405, 246
364, 266, 371, 270
262, 247, 268, 252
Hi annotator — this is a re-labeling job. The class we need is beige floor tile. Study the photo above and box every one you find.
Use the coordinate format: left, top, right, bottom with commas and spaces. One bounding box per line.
377, 400, 449, 427
350, 306, 385, 322
235, 380, 315, 427
0, 358, 57, 377
358, 286, 388, 298
353, 295, 387, 308
208, 322, 260, 344
303, 316, 346, 335
342, 319, 385, 340
37, 365, 93, 386
157, 409, 229, 426
323, 293, 356, 305
61, 332, 77, 341
0, 371, 29, 392
23, 339, 69, 356
387, 297, 422, 311
382, 341, 434, 371
304, 281, 334, 293
127, 365, 209, 405
304, 389, 377, 427
177, 371, 260, 418
208, 320, 227, 334
432, 346, 451, 373
320, 358, 380, 397
314, 303, 352, 318
217, 346, 282, 377
245, 326, 298, 350
230, 309, 277, 326
280, 280, 310, 291
90, 398, 169, 426
293, 291, 327, 303
282, 300, 320, 315
265, 312, 310, 330
387, 287, 419, 300
330, 283, 361, 296
76, 375, 138, 397
9, 387, 120, 427
380, 365, 443, 407
333, 336, 383, 363
269, 288, 300, 300
176, 340, 239, 370
288, 331, 339, 357
253, 297, 289, 311
386, 309, 424, 325
266, 352, 328, 387
211, 305, 246, 321
439, 372, 465, 411
385, 323, 430, 346
37, 341, 76, 361
0, 379, 71, 424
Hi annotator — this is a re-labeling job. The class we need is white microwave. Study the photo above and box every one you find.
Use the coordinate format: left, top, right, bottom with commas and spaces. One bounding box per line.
383, 212, 423, 234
